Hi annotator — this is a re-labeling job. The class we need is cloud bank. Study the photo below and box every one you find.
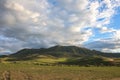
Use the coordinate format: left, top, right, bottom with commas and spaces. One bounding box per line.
0, 0, 120, 54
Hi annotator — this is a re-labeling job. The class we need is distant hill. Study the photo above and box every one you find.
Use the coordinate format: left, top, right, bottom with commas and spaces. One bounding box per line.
7, 45, 120, 61
0, 45, 120, 66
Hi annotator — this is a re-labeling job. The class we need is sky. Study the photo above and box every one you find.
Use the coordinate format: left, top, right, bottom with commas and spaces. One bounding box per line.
0, 0, 120, 54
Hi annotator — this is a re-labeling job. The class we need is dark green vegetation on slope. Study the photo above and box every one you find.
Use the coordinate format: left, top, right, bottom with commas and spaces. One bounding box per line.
10, 45, 120, 59
0, 45, 120, 66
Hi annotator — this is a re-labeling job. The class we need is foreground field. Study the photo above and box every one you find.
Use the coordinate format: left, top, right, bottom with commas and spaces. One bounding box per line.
0, 63, 120, 80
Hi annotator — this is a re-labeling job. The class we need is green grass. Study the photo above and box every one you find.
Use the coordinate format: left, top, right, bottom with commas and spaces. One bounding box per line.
0, 63, 120, 80
35, 57, 67, 63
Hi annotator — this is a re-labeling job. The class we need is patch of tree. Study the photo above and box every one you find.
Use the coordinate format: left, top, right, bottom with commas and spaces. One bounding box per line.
59, 56, 116, 66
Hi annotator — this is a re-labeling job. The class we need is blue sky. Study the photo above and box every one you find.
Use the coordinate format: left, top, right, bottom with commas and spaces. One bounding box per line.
110, 8, 120, 29
0, 0, 120, 54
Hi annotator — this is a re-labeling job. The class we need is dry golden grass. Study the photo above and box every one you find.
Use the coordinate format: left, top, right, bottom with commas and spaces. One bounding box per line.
0, 63, 120, 80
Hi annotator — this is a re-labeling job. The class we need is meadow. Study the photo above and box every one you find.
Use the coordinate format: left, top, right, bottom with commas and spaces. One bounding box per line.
0, 63, 120, 80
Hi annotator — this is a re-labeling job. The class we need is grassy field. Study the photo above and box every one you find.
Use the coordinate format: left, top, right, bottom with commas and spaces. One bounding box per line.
0, 63, 120, 80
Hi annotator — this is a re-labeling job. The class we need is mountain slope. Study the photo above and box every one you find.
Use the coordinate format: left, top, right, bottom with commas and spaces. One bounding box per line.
7, 45, 120, 61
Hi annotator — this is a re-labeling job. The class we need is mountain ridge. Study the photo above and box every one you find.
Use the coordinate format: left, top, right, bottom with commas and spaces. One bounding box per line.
7, 45, 120, 61
0, 45, 120, 66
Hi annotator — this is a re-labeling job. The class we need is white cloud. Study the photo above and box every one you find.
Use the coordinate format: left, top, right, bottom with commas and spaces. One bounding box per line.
5, 1, 40, 22
84, 38, 120, 53
0, 0, 120, 53
113, 29, 120, 39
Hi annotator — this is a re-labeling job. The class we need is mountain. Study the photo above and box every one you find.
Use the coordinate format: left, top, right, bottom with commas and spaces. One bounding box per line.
0, 45, 120, 66
7, 45, 120, 61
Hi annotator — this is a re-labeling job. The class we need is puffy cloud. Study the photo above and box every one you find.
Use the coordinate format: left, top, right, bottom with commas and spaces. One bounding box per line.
84, 29, 120, 53
113, 30, 120, 39
0, 0, 120, 54
84, 38, 120, 53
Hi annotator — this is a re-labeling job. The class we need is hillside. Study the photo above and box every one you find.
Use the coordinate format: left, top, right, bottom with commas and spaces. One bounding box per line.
0, 45, 120, 66
9, 45, 96, 59
6, 45, 119, 61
